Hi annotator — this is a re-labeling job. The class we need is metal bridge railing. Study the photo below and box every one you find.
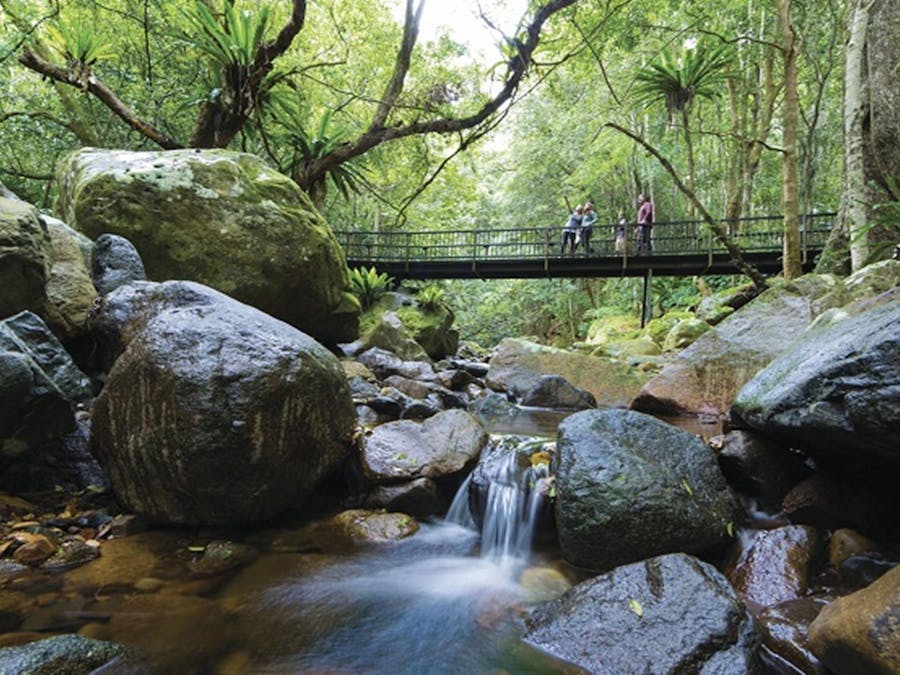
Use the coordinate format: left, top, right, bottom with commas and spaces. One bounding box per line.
334, 212, 836, 265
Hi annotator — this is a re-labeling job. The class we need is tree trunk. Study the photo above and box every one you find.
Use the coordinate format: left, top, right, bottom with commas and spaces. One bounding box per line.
843, 0, 873, 271
780, 0, 802, 279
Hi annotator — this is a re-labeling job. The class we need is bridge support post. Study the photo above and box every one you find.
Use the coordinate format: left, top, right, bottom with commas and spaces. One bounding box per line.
641, 268, 653, 328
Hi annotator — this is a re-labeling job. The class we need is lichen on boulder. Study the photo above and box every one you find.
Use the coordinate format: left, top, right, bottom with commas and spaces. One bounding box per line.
55, 148, 359, 343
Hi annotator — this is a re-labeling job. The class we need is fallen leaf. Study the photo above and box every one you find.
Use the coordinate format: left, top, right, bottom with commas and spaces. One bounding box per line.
628, 598, 643, 617
726, 521, 735, 538
681, 479, 693, 496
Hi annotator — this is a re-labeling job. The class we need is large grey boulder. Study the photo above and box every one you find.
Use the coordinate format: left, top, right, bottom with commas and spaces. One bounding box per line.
0, 311, 91, 457
732, 293, 900, 466
0, 197, 49, 321
0, 634, 125, 674
524, 553, 761, 674
56, 148, 359, 344
360, 409, 487, 483
633, 275, 841, 415
555, 409, 737, 571
487, 338, 647, 407
91, 280, 355, 525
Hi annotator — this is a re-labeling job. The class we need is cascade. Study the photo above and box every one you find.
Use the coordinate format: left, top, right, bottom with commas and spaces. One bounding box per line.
447, 435, 554, 564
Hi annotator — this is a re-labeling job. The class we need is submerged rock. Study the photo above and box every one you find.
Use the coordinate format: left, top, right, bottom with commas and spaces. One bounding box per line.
91, 281, 355, 525
758, 596, 831, 675
520, 374, 596, 410
56, 148, 359, 343
554, 409, 737, 571
524, 553, 760, 674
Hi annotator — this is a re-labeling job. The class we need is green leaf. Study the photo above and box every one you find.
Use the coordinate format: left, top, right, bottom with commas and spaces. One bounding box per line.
726, 521, 735, 538
628, 598, 643, 617
681, 478, 693, 496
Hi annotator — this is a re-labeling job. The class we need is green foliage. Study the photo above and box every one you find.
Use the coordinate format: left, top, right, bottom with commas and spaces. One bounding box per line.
181, 1, 271, 67
348, 266, 393, 310
46, 19, 115, 65
416, 283, 445, 310
632, 40, 734, 120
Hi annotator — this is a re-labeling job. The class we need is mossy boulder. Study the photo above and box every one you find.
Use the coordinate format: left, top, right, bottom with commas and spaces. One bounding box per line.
662, 318, 711, 352
644, 310, 692, 346
56, 148, 359, 344
695, 283, 756, 325
41, 216, 96, 339
487, 338, 647, 407
605, 336, 661, 358
585, 314, 640, 346
359, 291, 458, 360
0, 197, 49, 321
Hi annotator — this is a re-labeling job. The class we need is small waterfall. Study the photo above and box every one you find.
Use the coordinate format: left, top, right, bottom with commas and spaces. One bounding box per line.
447, 436, 553, 564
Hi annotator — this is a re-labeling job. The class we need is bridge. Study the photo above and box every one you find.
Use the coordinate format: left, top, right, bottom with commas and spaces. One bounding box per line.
334, 212, 835, 280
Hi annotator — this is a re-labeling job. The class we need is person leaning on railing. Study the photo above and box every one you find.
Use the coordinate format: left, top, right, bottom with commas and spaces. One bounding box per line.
635, 193, 654, 253
580, 202, 597, 255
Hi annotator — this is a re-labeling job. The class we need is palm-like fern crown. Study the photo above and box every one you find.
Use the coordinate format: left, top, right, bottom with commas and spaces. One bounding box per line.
633, 40, 734, 121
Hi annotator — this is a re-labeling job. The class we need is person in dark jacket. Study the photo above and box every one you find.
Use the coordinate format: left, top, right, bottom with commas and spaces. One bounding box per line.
561, 205, 583, 255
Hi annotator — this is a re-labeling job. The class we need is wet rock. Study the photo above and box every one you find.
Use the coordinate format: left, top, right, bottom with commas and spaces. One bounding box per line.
365, 477, 443, 517
0, 312, 91, 459
838, 555, 897, 590
486, 338, 646, 407
829, 529, 879, 568
436, 368, 477, 391
727, 525, 823, 611
448, 357, 489, 378
399, 398, 440, 420
0, 197, 49, 321
633, 274, 840, 416
781, 473, 900, 539
321, 509, 419, 545
348, 375, 380, 400
40, 538, 100, 571
90, 233, 146, 295
356, 404, 389, 429
520, 374, 596, 410
554, 409, 737, 571
758, 596, 831, 675
188, 541, 258, 577
91, 281, 355, 525
357, 347, 437, 382
732, 291, 900, 466
808, 566, 900, 675
383, 374, 432, 399
715, 430, 810, 508
57, 148, 359, 343
361, 409, 487, 483
64, 532, 181, 595
524, 553, 760, 674
0, 634, 125, 674
341, 360, 377, 382
11, 534, 57, 565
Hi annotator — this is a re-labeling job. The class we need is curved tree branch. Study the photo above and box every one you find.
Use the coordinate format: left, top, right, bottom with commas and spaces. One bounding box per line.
371, 0, 425, 130
302, 0, 578, 190
18, 47, 183, 149
605, 121, 769, 289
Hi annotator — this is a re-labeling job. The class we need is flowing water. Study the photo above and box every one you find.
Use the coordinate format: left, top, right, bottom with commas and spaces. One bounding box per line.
234, 434, 570, 674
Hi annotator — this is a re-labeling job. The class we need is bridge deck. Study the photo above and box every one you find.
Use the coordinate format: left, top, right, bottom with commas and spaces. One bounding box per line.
335, 213, 834, 279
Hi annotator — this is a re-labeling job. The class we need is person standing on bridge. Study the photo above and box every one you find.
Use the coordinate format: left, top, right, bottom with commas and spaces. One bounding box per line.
561, 205, 583, 255
580, 202, 597, 255
614, 210, 628, 255
635, 193, 654, 253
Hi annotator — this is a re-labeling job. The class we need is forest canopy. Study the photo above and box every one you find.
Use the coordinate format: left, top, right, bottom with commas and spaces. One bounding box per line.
2, 0, 895, 344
